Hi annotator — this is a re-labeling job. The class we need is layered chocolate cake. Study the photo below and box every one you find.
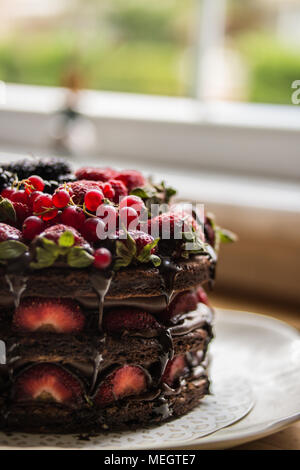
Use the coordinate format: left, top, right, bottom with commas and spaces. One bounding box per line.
0, 157, 234, 433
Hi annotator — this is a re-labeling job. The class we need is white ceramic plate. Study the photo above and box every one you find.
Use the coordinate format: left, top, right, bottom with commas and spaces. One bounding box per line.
0, 309, 299, 450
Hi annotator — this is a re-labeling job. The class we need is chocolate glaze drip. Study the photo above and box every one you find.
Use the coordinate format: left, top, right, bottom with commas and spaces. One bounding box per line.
5, 274, 28, 309
159, 258, 180, 305
89, 271, 113, 331
169, 304, 213, 337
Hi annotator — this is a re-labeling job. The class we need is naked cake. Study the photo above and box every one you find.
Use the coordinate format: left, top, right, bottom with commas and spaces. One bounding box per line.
0, 157, 234, 433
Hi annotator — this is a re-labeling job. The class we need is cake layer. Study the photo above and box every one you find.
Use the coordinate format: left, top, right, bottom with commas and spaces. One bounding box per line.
0, 255, 214, 305
1, 366, 208, 433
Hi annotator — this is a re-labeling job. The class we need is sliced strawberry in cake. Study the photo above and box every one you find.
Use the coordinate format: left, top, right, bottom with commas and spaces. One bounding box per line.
162, 355, 189, 387
103, 308, 162, 335
94, 365, 148, 407
12, 363, 84, 407
158, 290, 199, 323
13, 298, 86, 333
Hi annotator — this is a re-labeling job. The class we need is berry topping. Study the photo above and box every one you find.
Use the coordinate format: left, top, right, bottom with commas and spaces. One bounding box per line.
119, 195, 145, 216
196, 286, 209, 305
27, 175, 45, 193
2, 157, 71, 182
37, 224, 88, 247
13, 297, 85, 333
81, 217, 105, 243
12, 202, 31, 226
61, 206, 86, 231
94, 365, 148, 407
93, 247, 112, 270
119, 206, 139, 230
1, 188, 16, 200
33, 194, 58, 221
0, 223, 23, 242
103, 308, 161, 335
96, 204, 118, 234
101, 182, 115, 200
114, 230, 160, 270
64, 180, 104, 205
84, 189, 104, 212
115, 170, 146, 191
10, 190, 29, 205
12, 363, 84, 407
75, 167, 118, 182
22, 216, 44, 241
107, 179, 128, 204
162, 355, 188, 387
148, 211, 198, 238
52, 189, 70, 209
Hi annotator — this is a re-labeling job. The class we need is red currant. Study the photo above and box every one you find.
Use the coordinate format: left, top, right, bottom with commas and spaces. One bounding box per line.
119, 195, 145, 216
27, 175, 45, 192
52, 189, 70, 209
22, 216, 44, 240
102, 183, 115, 200
11, 190, 28, 205
33, 194, 58, 221
119, 206, 139, 230
28, 191, 43, 210
84, 189, 104, 212
82, 217, 105, 243
1, 188, 16, 200
96, 205, 117, 233
61, 206, 86, 230
93, 248, 112, 270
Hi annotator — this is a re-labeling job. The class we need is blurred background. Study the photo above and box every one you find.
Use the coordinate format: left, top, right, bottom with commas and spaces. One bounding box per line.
0, 0, 299, 325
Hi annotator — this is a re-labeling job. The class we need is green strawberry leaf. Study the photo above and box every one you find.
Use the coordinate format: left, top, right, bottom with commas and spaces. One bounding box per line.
217, 228, 237, 244
0, 240, 28, 260
67, 246, 94, 268
136, 238, 159, 263
30, 246, 58, 269
59, 231, 75, 248
0, 197, 16, 224
150, 254, 161, 267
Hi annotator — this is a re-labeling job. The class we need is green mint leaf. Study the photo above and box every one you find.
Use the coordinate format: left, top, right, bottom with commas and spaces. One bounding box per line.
58, 231, 75, 248
67, 246, 94, 268
30, 246, 58, 269
0, 240, 28, 260
130, 187, 152, 199
0, 197, 16, 224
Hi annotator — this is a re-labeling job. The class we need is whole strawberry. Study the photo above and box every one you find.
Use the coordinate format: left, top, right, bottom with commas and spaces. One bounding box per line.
0, 223, 23, 242
115, 170, 145, 192
114, 229, 160, 270
36, 224, 89, 248
75, 167, 118, 182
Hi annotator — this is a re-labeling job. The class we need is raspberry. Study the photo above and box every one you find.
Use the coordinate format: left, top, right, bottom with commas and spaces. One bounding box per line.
101, 182, 115, 200
52, 189, 70, 209
22, 216, 44, 241
93, 247, 112, 269
84, 189, 104, 212
148, 211, 198, 239
64, 180, 104, 205
61, 206, 86, 231
115, 170, 146, 191
108, 179, 128, 204
75, 167, 118, 182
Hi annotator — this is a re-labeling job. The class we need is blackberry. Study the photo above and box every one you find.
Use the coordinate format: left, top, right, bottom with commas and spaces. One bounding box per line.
2, 157, 72, 182
0, 168, 15, 193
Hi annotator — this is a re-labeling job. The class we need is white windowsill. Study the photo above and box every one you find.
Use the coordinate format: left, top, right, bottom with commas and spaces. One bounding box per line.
0, 83, 300, 180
